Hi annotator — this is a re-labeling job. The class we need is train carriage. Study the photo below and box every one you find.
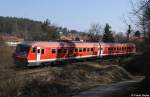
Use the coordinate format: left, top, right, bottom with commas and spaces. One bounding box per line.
13, 41, 136, 66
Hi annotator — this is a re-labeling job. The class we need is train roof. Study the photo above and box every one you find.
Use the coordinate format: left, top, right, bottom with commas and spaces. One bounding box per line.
18, 41, 135, 48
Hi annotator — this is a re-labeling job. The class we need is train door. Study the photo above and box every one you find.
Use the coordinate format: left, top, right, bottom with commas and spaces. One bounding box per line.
36, 47, 41, 62
100, 46, 104, 56
97, 45, 100, 56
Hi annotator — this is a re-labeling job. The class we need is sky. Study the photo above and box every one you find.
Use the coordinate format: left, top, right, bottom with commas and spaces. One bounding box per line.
0, 0, 135, 32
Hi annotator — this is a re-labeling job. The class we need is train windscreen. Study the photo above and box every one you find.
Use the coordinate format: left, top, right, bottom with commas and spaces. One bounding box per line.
15, 44, 30, 54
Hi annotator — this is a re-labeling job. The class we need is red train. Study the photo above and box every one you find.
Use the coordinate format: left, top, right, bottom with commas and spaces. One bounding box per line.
13, 41, 136, 66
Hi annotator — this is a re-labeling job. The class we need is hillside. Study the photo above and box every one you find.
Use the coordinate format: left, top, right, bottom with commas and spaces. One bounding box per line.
0, 16, 62, 40
0, 16, 43, 34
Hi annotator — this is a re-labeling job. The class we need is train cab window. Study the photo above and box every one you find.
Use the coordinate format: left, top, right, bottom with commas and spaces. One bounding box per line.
83, 48, 86, 52
32, 47, 36, 53
58, 49, 62, 53
91, 48, 94, 51
75, 48, 78, 52
79, 48, 82, 52
51, 49, 56, 53
41, 49, 44, 54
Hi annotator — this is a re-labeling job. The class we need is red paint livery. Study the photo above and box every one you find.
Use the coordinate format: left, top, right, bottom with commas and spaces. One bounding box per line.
13, 41, 136, 66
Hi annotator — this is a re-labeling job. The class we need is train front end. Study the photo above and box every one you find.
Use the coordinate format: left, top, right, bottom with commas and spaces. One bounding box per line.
13, 44, 30, 67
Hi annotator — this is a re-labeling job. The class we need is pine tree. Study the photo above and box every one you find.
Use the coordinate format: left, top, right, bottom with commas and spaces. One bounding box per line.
102, 23, 114, 42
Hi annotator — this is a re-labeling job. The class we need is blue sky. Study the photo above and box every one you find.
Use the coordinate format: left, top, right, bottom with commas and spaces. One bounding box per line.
0, 0, 134, 32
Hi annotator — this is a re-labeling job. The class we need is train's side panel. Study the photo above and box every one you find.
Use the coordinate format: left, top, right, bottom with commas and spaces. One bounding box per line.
99, 43, 136, 56
27, 47, 37, 61
27, 42, 100, 64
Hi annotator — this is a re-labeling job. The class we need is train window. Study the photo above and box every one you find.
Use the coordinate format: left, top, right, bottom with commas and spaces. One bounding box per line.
41, 49, 44, 54
91, 48, 93, 51
123, 47, 125, 50
110, 48, 112, 50
51, 49, 56, 53
87, 48, 90, 52
108, 48, 110, 50
58, 49, 62, 53
75, 48, 78, 52
83, 48, 86, 52
37, 49, 40, 53
32, 47, 36, 53
69, 48, 74, 53
117, 47, 119, 50
16, 44, 30, 54
79, 48, 82, 52
111, 48, 113, 50
63, 49, 67, 53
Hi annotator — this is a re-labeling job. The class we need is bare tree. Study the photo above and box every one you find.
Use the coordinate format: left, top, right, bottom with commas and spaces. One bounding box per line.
129, 0, 150, 41
88, 23, 103, 42
88, 23, 102, 35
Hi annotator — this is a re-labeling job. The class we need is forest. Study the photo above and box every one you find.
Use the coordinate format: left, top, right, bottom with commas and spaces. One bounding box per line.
0, 16, 65, 40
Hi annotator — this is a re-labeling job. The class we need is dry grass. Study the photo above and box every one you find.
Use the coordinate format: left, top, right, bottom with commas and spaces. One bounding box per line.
0, 62, 134, 97
0, 45, 15, 69
0, 44, 16, 80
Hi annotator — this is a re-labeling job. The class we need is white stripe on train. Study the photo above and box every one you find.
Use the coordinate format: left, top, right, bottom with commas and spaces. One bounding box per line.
28, 52, 135, 63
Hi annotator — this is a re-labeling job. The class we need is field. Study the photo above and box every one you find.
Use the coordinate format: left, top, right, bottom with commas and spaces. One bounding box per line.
0, 45, 135, 97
